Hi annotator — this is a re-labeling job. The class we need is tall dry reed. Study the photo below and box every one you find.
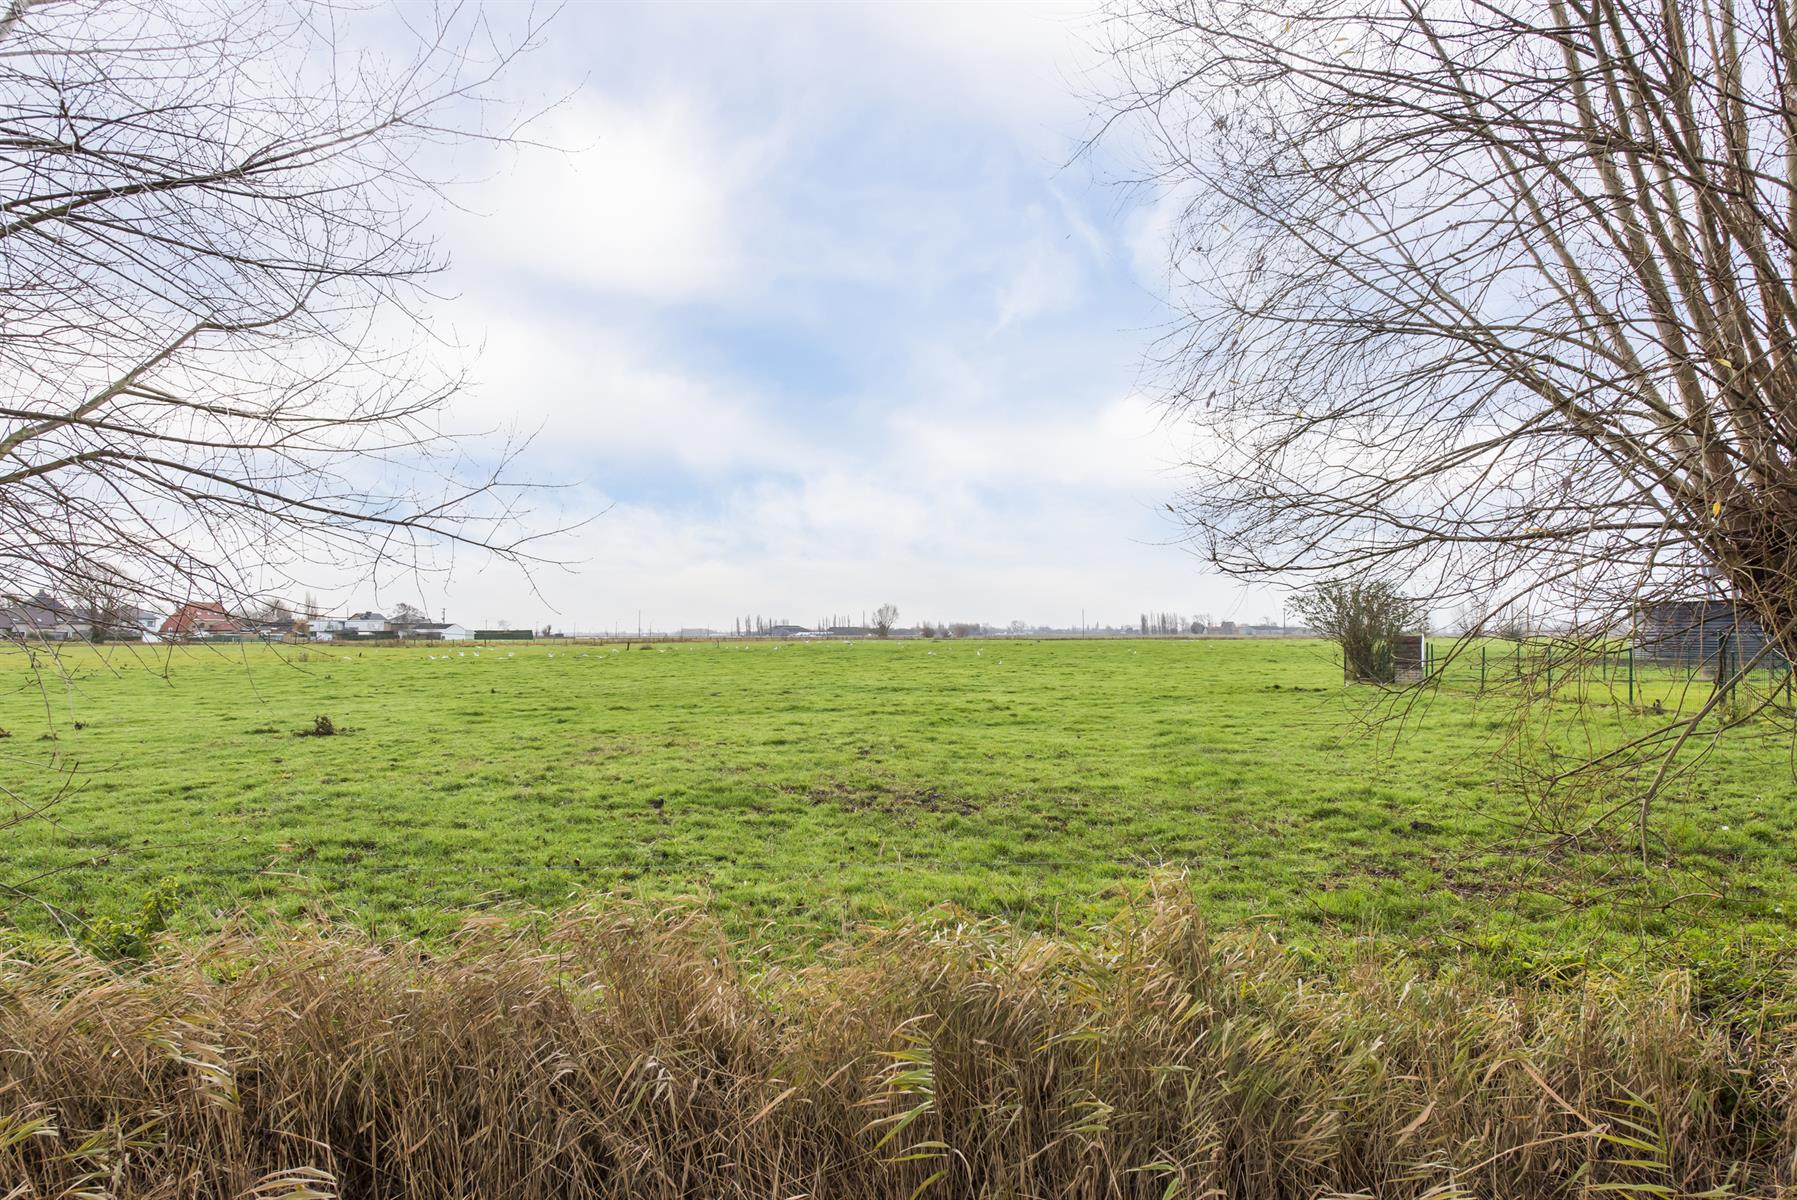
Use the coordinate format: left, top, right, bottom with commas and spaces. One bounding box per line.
1, 888, 1792, 1198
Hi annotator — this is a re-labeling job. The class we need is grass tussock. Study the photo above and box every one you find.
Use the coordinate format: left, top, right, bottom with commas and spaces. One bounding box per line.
1, 889, 1794, 1199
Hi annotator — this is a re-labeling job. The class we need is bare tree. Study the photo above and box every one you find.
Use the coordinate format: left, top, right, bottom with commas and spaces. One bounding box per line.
69, 567, 135, 641
1099, 0, 1797, 839
873, 602, 899, 638
1100, 0, 1797, 648
245, 596, 295, 626
0, 0, 556, 631
390, 602, 430, 626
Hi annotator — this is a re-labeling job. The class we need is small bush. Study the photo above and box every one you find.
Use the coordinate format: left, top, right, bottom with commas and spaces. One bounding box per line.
1294, 578, 1425, 683
295, 714, 336, 737
81, 875, 179, 959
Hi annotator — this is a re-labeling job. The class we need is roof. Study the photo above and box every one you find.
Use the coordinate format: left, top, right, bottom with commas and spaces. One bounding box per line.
0, 600, 79, 631
160, 602, 242, 634
348, 611, 387, 621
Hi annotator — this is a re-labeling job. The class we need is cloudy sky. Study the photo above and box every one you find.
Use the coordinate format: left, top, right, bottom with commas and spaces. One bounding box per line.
408, 2, 1278, 633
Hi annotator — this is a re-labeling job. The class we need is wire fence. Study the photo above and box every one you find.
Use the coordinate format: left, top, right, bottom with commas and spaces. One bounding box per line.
1415, 635, 1797, 716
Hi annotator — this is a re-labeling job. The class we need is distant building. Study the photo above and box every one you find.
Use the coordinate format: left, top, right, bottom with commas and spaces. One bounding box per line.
1635, 600, 1783, 675
767, 624, 811, 637
344, 611, 389, 634
159, 602, 244, 639
0, 595, 83, 640
398, 622, 471, 641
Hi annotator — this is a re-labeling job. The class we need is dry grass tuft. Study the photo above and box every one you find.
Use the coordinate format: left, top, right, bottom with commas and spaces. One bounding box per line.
1, 887, 1793, 1198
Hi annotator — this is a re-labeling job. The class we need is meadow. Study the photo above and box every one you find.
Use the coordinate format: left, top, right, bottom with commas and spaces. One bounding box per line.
1, 636, 1793, 973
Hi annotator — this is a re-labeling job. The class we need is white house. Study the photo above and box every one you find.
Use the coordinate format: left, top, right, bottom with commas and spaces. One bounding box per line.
344, 611, 389, 634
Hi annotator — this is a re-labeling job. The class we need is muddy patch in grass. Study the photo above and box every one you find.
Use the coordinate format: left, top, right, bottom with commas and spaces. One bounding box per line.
792, 778, 979, 818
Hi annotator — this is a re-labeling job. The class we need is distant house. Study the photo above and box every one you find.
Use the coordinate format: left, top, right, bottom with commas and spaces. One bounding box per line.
345, 611, 390, 634
827, 626, 875, 638
159, 602, 244, 639
0, 595, 83, 640
1635, 599, 1783, 675
767, 624, 811, 638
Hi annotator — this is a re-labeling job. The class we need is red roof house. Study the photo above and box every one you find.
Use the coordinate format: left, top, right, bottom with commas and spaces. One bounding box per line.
159, 602, 244, 638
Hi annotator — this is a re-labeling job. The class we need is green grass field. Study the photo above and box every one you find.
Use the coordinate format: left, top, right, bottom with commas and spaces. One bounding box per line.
2, 637, 1793, 970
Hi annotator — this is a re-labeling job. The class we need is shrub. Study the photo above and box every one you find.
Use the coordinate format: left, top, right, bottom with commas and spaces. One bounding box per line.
1293, 578, 1426, 683
80, 876, 179, 959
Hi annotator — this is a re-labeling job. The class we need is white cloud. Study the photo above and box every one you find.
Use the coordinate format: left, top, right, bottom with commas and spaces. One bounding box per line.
993, 238, 1083, 329
386, 3, 1288, 631
450, 311, 796, 477
888, 394, 1179, 492
452, 95, 773, 302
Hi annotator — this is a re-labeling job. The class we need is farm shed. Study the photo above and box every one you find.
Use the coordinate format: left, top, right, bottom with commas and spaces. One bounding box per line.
1634, 600, 1785, 675
400, 622, 471, 641
1342, 632, 1430, 683
1390, 634, 1431, 683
